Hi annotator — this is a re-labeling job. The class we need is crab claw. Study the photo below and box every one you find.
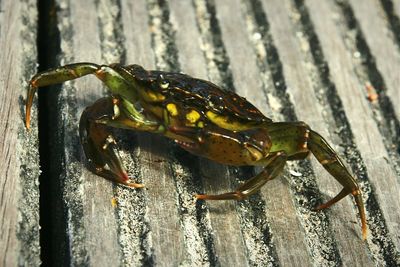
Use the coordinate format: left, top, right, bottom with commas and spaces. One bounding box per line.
79, 97, 144, 188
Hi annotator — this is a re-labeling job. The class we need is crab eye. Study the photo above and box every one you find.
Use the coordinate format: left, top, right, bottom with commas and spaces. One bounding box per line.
160, 80, 169, 89
158, 74, 169, 89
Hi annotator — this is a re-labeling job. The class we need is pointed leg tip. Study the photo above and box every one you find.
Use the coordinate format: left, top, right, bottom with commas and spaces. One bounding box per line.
362, 230, 368, 241
352, 190, 368, 241
25, 111, 31, 130
195, 194, 206, 200
361, 221, 368, 241
121, 172, 145, 188
127, 182, 145, 188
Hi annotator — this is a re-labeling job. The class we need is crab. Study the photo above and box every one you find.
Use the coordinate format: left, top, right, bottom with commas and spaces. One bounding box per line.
25, 63, 367, 239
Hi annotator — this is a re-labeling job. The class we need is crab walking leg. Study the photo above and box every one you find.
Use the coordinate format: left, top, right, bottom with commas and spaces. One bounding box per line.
265, 122, 367, 239
26, 63, 100, 129
79, 97, 145, 188
308, 130, 367, 240
196, 152, 287, 200
26, 63, 141, 129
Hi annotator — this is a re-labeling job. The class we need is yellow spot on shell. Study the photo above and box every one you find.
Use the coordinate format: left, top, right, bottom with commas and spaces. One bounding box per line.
197, 121, 204, 128
186, 110, 200, 123
147, 91, 157, 101
206, 111, 254, 131
166, 103, 178, 116
147, 91, 166, 102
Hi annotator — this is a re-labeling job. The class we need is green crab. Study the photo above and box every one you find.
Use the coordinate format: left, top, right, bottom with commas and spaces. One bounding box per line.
25, 63, 367, 239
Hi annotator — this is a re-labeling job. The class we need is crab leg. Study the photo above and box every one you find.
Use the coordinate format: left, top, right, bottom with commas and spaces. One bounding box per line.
266, 122, 367, 239
26, 63, 100, 129
308, 130, 367, 239
196, 151, 287, 200
80, 95, 168, 188
26, 63, 140, 129
167, 125, 287, 200
79, 97, 144, 188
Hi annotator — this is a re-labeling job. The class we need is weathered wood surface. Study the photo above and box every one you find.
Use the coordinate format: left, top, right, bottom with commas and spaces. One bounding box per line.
2, 0, 400, 266
0, 0, 41, 266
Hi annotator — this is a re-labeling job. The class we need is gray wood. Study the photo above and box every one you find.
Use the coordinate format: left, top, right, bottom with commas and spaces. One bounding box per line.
137, 0, 192, 265
394, 0, 400, 19
4, 0, 400, 266
216, 0, 311, 265
54, 0, 122, 265
119, 1, 174, 266
175, 1, 249, 266
169, 1, 228, 266
349, 0, 400, 121
0, 0, 41, 266
306, 0, 400, 263
264, 0, 373, 265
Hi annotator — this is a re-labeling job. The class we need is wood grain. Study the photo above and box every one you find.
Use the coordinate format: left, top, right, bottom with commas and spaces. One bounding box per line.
0, 0, 40, 266
170, 1, 247, 265
2, 0, 400, 266
350, 0, 400, 121
216, 0, 311, 265
265, 0, 373, 265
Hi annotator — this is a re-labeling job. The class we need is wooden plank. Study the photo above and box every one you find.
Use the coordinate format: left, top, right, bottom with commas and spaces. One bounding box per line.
168, 1, 221, 266
53, 0, 121, 265
349, 0, 400, 121
9, 0, 399, 265
141, 1, 193, 266
169, 0, 208, 80
0, 0, 41, 266
178, 1, 250, 266
117, 1, 160, 266
393, 0, 400, 20
215, 0, 313, 265
306, 0, 400, 262
264, 0, 373, 265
